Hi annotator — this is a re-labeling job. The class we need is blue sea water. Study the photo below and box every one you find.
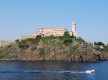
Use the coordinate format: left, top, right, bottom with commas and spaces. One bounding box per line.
0, 60, 108, 80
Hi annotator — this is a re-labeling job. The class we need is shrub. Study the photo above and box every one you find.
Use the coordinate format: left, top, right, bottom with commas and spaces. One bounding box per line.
18, 44, 29, 49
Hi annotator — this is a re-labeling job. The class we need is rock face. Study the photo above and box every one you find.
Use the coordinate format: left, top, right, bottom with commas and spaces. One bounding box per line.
56, 44, 108, 62
77, 45, 100, 62
0, 39, 108, 62
76, 45, 108, 62
14, 43, 108, 62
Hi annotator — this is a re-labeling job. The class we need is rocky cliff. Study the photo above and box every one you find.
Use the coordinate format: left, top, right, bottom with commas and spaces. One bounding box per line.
0, 40, 108, 62
0, 33, 108, 62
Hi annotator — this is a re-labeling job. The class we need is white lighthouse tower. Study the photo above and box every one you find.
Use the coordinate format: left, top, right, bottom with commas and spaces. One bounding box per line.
72, 21, 77, 37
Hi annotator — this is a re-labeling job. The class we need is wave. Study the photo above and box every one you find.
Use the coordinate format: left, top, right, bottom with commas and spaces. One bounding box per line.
0, 70, 95, 74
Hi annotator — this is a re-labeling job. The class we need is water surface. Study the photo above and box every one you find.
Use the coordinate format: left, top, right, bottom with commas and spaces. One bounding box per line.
0, 60, 108, 80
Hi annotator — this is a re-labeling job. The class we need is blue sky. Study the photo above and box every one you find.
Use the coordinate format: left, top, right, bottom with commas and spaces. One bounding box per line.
0, 0, 108, 43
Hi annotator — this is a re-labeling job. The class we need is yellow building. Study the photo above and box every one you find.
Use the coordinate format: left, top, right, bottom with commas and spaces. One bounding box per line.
20, 35, 36, 41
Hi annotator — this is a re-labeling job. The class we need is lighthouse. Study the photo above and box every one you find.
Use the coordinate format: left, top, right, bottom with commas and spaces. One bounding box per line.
72, 21, 77, 37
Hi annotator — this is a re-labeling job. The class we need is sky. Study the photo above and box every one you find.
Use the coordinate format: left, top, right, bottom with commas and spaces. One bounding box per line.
0, 0, 108, 44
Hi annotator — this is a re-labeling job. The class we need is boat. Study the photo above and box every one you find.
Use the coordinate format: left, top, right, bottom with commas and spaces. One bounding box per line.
85, 70, 95, 74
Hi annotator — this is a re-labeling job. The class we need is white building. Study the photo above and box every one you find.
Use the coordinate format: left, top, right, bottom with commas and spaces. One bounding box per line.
72, 21, 77, 37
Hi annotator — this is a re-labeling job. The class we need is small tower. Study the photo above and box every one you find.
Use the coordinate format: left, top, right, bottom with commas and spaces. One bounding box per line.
72, 21, 77, 37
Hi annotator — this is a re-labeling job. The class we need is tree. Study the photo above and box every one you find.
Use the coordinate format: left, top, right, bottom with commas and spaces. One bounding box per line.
94, 42, 104, 46
104, 44, 108, 51
62, 31, 72, 44
18, 44, 29, 49
35, 35, 42, 41
43, 35, 55, 40
77, 37, 85, 44
63, 31, 70, 38
15, 39, 19, 43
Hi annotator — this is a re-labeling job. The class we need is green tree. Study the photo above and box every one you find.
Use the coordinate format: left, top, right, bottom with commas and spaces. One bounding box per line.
63, 31, 71, 38
18, 44, 29, 49
77, 37, 85, 44
94, 42, 104, 46
43, 35, 55, 41
62, 31, 72, 44
15, 39, 19, 43
35, 35, 42, 41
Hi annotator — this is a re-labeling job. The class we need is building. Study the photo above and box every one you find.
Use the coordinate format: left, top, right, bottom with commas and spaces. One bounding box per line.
20, 21, 78, 40
0, 40, 15, 47
20, 35, 36, 41
36, 28, 67, 37
72, 21, 77, 37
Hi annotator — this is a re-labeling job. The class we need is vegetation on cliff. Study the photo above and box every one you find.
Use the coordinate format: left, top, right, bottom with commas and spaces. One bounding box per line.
0, 31, 108, 62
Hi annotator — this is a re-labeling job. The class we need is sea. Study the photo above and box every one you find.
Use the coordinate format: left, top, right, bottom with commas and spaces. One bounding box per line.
0, 60, 108, 80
